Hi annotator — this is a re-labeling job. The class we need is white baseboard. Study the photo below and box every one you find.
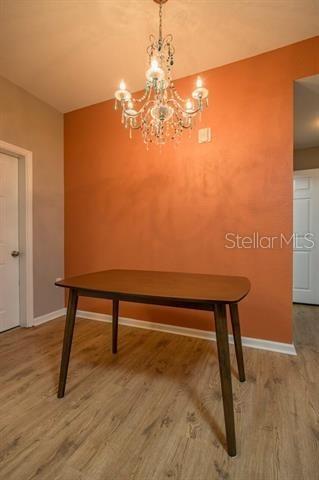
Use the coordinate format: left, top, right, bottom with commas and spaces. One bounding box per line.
76, 310, 297, 356
33, 308, 66, 326
32, 307, 296, 355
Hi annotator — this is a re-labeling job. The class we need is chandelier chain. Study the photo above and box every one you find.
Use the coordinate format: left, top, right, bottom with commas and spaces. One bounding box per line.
159, 2, 163, 45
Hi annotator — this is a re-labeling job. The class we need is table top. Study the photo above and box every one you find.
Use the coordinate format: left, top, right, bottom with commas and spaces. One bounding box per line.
55, 269, 250, 304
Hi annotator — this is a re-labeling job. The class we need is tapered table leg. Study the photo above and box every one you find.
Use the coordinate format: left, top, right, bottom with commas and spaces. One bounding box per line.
112, 299, 119, 354
214, 303, 236, 457
57, 288, 78, 398
229, 303, 246, 382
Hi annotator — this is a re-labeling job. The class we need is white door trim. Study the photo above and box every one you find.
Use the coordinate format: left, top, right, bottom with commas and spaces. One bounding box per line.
294, 168, 319, 176
0, 140, 33, 327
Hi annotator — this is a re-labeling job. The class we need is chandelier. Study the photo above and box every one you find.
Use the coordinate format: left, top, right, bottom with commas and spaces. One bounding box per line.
114, 0, 209, 145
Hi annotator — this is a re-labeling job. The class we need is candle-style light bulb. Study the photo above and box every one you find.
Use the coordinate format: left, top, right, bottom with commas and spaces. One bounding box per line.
186, 99, 193, 111
146, 57, 164, 81
196, 76, 203, 88
151, 58, 159, 70
192, 76, 208, 101
115, 79, 131, 102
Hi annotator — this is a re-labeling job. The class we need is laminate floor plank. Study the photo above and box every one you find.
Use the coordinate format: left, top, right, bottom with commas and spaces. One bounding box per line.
0, 305, 318, 479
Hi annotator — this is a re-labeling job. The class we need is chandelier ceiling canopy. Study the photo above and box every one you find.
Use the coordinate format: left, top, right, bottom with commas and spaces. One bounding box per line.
114, 0, 209, 146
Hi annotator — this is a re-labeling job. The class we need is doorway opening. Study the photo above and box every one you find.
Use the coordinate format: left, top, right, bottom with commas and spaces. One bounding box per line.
293, 74, 319, 345
0, 140, 33, 331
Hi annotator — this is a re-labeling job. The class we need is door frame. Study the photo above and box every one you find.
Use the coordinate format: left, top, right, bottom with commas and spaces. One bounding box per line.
294, 168, 319, 177
293, 167, 319, 304
0, 140, 33, 327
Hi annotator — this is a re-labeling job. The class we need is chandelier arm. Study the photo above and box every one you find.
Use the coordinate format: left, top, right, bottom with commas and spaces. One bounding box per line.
171, 111, 190, 130
166, 98, 184, 112
171, 112, 185, 132
123, 98, 156, 118
139, 98, 157, 113
168, 94, 202, 116
123, 110, 141, 119
166, 97, 197, 116
131, 86, 152, 104
182, 105, 201, 116
172, 88, 189, 104
129, 121, 142, 130
167, 97, 183, 107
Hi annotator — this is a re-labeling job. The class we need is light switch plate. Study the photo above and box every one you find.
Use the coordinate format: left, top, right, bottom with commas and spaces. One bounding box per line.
198, 127, 212, 144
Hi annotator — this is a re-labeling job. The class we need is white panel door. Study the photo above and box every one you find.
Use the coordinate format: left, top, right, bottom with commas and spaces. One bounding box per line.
293, 169, 319, 304
0, 152, 20, 331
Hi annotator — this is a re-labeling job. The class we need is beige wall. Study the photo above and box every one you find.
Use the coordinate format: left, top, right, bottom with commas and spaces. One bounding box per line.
294, 146, 319, 170
0, 75, 64, 317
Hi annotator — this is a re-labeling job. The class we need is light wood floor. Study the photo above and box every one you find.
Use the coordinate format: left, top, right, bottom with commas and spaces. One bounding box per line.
0, 305, 318, 480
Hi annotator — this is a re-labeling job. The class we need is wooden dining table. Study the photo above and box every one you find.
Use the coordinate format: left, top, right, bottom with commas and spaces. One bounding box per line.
55, 269, 250, 457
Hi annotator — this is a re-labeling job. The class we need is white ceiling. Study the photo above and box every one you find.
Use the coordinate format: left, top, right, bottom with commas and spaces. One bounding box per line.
0, 0, 318, 113
295, 75, 319, 149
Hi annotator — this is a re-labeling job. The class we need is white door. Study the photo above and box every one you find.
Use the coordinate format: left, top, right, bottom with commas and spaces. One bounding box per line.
293, 169, 319, 304
0, 152, 20, 331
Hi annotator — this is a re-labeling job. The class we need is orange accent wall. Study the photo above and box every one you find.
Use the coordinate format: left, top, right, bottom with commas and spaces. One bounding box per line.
64, 37, 319, 344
